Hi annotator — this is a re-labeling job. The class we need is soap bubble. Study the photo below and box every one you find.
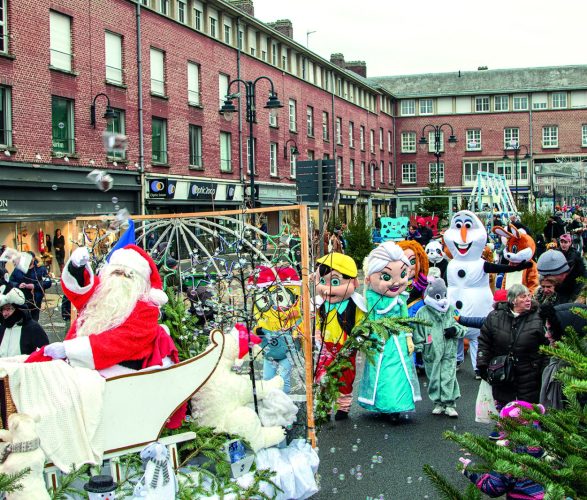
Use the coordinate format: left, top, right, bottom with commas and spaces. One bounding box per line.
384, 434, 389, 440
356, 472, 363, 480
330, 447, 336, 454
353, 424, 358, 429
418, 477, 423, 482
370, 464, 374, 469
356, 438, 361, 444
332, 468, 338, 474
407, 477, 412, 484
114, 204, 120, 210
111, 196, 119, 204
371, 455, 378, 463
96, 203, 102, 209
377, 456, 383, 464
338, 474, 345, 481
350, 468, 356, 476
332, 488, 338, 494
378, 495, 385, 500
356, 465, 362, 472
352, 445, 358, 452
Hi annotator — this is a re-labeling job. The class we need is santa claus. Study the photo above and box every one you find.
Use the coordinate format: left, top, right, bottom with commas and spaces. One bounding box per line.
26, 244, 177, 377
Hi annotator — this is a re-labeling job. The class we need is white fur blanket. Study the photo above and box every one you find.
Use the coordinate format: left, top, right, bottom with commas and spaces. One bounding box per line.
0, 356, 105, 472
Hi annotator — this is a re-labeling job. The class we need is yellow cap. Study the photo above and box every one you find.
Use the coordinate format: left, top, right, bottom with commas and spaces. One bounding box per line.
316, 252, 358, 278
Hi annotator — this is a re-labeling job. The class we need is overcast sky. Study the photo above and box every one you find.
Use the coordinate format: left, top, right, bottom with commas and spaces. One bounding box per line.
252, 0, 586, 77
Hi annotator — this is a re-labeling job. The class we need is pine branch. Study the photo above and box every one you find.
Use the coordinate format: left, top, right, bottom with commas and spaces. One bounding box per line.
422, 464, 479, 500
50, 464, 91, 500
0, 468, 30, 494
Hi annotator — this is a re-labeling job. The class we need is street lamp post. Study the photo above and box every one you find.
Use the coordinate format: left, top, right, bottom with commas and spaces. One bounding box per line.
90, 93, 117, 128
219, 76, 283, 222
418, 124, 457, 192
503, 141, 531, 206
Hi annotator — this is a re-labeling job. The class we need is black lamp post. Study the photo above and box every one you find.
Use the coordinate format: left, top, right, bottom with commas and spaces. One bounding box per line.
219, 76, 283, 220
90, 93, 116, 128
368, 159, 379, 188
283, 138, 299, 159
502, 141, 531, 206
418, 124, 457, 191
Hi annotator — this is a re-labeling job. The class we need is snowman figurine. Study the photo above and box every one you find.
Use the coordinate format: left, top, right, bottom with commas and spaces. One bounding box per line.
444, 211, 531, 373
84, 475, 117, 500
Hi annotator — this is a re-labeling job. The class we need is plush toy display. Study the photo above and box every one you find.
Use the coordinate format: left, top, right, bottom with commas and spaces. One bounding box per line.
0, 413, 49, 500
493, 224, 539, 293
314, 253, 367, 420
132, 442, 177, 499
84, 475, 118, 500
425, 240, 448, 282
358, 241, 420, 422
191, 326, 289, 452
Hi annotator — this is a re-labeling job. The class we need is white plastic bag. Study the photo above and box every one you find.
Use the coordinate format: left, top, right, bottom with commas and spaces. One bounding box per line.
475, 380, 497, 423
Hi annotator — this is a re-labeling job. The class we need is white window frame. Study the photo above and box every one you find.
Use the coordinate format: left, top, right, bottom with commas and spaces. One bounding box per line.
582, 124, 587, 147
370, 162, 375, 188
463, 161, 479, 183
429, 162, 445, 184
105, 31, 123, 85
337, 156, 343, 186
401, 132, 416, 153
513, 94, 528, 111
370, 129, 375, 153
0, 0, 7, 54
187, 61, 200, 105
150, 48, 165, 95
552, 92, 567, 109
494, 95, 509, 112
401, 99, 415, 116
428, 131, 445, 153
106, 108, 126, 160
322, 111, 329, 141
306, 106, 314, 137
188, 124, 203, 169
388, 130, 392, 152
349, 159, 355, 185
349, 121, 354, 148
336, 117, 342, 145
193, 5, 202, 31
466, 129, 482, 151
177, 0, 186, 23
218, 73, 229, 109
402, 163, 416, 184
220, 132, 232, 172
246, 138, 256, 174
159, 0, 169, 15
542, 126, 559, 148
270, 142, 278, 176
419, 98, 433, 115
360, 161, 366, 186
475, 96, 490, 112
289, 149, 296, 178
289, 99, 297, 132
379, 128, 384, 150
504, 128, 520, 149
380, 160, 384, 183
50, 11, 72, 71
224, 23, 231, 44
151, 117, 167, 164
360, 126, 365, 151
0, 85, 12, 147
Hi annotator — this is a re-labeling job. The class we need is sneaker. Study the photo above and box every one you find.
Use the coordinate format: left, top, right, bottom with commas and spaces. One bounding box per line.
456, 361, 463, 371
445, 407, 459, 418
432, 405, 444, 415
488, 430, 506, 440
334, 410, 349, 421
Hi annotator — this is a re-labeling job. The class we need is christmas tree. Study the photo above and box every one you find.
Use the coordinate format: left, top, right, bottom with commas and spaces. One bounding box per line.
425, 306, 587, 499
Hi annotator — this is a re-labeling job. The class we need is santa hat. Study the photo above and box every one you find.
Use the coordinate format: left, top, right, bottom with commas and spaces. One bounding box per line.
247, 265, 301, 289
108, 244, 168, 306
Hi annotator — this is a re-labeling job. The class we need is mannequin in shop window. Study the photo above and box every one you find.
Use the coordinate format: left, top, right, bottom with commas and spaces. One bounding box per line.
53, 229, 66, 273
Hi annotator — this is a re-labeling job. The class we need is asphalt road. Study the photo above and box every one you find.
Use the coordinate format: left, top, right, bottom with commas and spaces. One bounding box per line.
313, 354, 487, 499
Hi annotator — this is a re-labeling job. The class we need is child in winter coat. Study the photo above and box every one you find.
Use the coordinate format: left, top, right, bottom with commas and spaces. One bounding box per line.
413, 278, 466, 417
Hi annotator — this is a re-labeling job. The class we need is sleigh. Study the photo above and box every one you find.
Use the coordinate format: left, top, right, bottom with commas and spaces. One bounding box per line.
0, 330, 224, 458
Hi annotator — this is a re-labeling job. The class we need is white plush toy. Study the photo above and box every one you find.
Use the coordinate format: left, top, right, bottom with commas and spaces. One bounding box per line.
0, 413, 49, 500
191, 326, 287, 452
132, 442, 177, 500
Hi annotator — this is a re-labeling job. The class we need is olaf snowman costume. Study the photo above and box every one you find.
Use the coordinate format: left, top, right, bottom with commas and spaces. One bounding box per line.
444, 211, 531, 372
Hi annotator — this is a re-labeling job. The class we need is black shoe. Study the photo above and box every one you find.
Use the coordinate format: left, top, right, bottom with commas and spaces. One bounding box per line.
334, 410, 349, 421
388, 413, 401, 425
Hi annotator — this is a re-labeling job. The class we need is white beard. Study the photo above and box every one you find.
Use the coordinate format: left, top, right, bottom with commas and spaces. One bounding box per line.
75, 266, 148, 337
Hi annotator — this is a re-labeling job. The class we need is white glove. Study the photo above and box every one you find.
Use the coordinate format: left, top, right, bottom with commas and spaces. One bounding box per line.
45, 342, 66, 360
459, 457, 472, 474
70, 247, 90, 268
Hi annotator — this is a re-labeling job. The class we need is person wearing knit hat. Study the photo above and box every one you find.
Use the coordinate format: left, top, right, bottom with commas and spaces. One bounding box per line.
314, 253, 367, 420
358, 241, 421, 423
537, 249, 586, 303
0, 283, 49, 357
536, 250, 569, 277
26, 245, 178, 379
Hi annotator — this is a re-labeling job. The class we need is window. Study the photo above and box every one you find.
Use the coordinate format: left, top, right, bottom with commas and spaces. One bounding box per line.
379, 128, 384, 150
306, 106, 314, 137
349, 121, 354, 148
106, 109, 126, 159
288, 99, 297, 132
105, 32, 123, 84
246, 138, 256, 174
388, 162, 393, 184
475, 96, 489, 112
494, 95, 509, 112
466, 129, 482, 150
219, 73, 229, 108
429, 162, 445, 184
463, 161, 479, 183
532, 93, 547, 109
360, 126, 365, 151
542, 126, 558, 148
289, 148, 296, 178
51, 96, 74, 154
401, 99, 415, 116
270, 142, 278, 176
349, 159, 355, 185
187, 62, 200, 105
193, 5, 202, 30
271, 43, 277, 66
141, 0, 148, 5
0, 0, 7, 53
428, 131, 444, 152
360, 161, 366, 186
419, 99, 433, 115
513, 95, 528, 111
159, 0, 168, 15
150, 48, 165, 95
388, 131, 392, 152
307, 149, 314, 161
0, 86, 12, 146
479, 161, 495, 175
370, 129, 375, 153
224, 24, 231, 44
151, 117, 167, 163
220, 132, 232, 172
336, 117, 342, 145
504, 128, 519, 149
496, 161, 512, 180
50, 11, 72, 71
337, 157, 342, 185
189, 124, 202, 168
177, 0, 186, 23
552, 92, 567, 109
210, 18, 217, 38
238, 30, 244, 50
582, 125, 587, 147
370, 162, 375, 188
269, 108, 277, 128
401, 132, 416, 153
402, 163, 416, 184
380, 160, 384, 183
322, 111, 329, 141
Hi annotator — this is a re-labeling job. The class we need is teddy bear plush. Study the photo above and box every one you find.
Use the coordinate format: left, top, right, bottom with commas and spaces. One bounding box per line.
190, 325, 287, 452
0, 413, 50, 500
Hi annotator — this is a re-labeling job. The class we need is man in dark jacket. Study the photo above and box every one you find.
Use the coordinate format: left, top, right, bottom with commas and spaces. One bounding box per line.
537, 248, 586, 304
543, 212, 566, 243
9, 252, 51, 321
0, 284, 49, 357
416, 217, 433, 247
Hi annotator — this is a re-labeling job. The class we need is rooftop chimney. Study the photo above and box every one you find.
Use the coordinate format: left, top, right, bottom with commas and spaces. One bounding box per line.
227, 0, 255, 17
330, 54, 367, 77
267, 19, 293, 39
330, 53, 345, 68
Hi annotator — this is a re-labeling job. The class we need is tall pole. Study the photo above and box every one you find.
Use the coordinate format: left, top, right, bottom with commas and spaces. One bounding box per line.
435, 127, 441, 192
514, 147, 519, 206
245, 81, 257, 225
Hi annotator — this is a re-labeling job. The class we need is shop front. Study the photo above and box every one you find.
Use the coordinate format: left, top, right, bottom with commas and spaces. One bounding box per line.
258, 183, 298, 233
337, 190, 359, 224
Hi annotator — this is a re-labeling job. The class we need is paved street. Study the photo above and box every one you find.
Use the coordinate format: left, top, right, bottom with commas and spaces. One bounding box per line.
314, 355, 486, 499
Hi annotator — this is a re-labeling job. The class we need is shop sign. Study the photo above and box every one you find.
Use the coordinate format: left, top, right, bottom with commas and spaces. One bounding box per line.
188, 181, 217, 199
0, 200, 7, 212
148, 179, 176, 199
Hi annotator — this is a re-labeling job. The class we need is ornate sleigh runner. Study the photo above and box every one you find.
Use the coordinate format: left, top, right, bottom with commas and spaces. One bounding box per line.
0, 330, 224, 480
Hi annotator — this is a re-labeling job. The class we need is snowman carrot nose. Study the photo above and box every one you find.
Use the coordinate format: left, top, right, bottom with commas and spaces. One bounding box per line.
460, 225, 467, 242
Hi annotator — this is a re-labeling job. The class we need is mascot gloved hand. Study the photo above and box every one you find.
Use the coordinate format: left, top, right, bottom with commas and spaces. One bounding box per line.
406, 335, 415, 355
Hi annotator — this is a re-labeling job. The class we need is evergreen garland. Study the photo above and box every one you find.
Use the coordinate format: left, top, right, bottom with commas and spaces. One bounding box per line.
0, 468, 30, 494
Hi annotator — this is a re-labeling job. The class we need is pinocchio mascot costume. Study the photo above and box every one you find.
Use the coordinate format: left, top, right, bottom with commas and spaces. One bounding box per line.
314, 253, 367, 420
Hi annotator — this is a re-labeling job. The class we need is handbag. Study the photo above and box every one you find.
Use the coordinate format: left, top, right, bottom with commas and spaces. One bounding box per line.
487, 317, 524, 386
